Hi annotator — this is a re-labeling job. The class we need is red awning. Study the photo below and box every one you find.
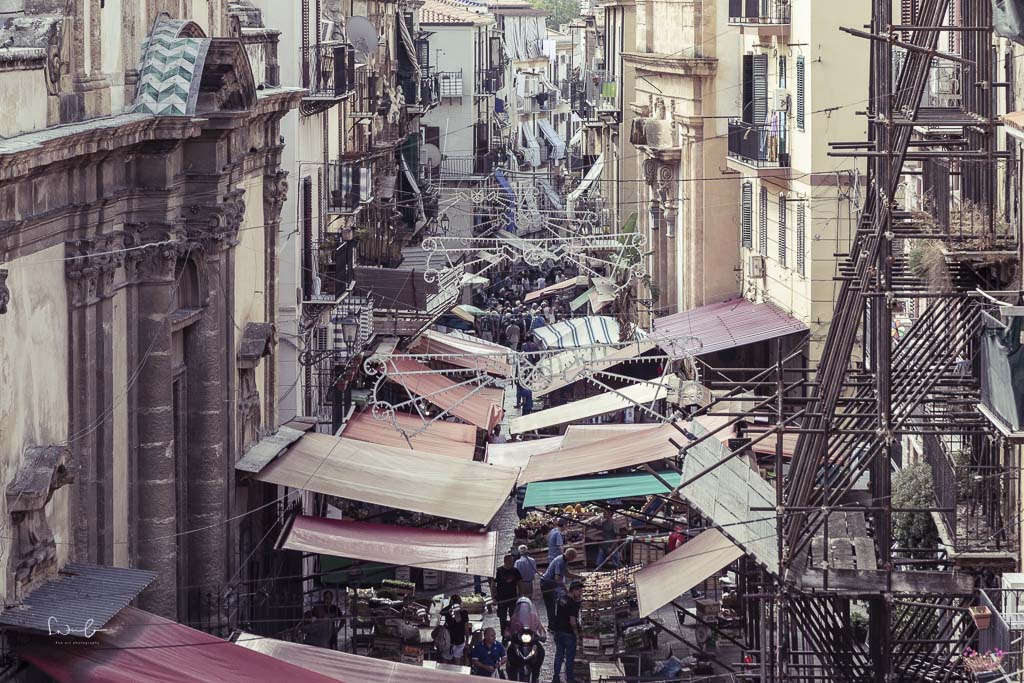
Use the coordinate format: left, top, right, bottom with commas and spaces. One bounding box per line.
280, 516, 499, 576
342, 409, 477, 459
15, 608, 340, 683
652, 298, 807, 358
385, 356, 504, 431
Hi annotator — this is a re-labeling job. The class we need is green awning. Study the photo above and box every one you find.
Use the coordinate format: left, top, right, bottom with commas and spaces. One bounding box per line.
523, 471, 681, 508
570, 289, 592, 311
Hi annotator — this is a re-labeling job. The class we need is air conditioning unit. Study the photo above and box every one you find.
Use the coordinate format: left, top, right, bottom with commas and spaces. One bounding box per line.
772, 89, 789, 111
749, 254, 766, 278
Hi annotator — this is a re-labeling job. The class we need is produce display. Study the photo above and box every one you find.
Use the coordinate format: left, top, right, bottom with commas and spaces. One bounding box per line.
577, 565, 647, 660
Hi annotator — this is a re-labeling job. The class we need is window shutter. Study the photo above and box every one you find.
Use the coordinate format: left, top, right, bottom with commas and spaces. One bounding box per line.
741, 182, 753, 248
759, 187, 768, 256
742, 54, 754, 125
796, 202, 806, 276
778, 56, 787, 88
753, 53, 768, 126
796, 56, 806, 131
778, 194, 787, 266
301, 177, 314, 296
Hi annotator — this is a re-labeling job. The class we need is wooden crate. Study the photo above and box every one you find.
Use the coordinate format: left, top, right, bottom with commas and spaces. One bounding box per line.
631, 535, 668, 566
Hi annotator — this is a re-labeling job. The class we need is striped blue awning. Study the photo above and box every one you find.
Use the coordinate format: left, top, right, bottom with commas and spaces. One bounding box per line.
533, 315, 645, 349
494, 169, 517, 233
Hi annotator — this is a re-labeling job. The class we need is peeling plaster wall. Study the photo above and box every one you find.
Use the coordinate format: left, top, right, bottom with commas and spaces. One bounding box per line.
0, 243, 70, 599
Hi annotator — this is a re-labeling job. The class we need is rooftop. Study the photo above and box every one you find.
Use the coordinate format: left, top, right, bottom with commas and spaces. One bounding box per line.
419, 0, 494, 24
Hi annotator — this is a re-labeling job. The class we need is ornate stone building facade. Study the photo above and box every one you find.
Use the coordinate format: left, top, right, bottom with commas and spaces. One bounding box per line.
0, 1, 299, 624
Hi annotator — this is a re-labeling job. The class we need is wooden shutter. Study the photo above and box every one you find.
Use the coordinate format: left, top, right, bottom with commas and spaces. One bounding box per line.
742, 54, 755, 125
778, 56, 787, 88
778, 194, 787, 266
796, 56, 806, 130
759, 187, 768, 255
753, 53, 769, 126
796, 202, 806, 276
741, 182, 753, 248
301, 177, 314, 297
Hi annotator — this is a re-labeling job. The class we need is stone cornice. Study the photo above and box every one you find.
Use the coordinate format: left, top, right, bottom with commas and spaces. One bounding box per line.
0, 48, 47, 71
621, 52, 717, 78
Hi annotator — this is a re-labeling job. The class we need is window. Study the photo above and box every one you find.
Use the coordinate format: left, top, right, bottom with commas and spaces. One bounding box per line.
796, 56, 806, 131
796, 201, 806, 276
425, 126, 441, 150
778, 194, 787, 266
742, 53, 769, 126
741, 182, 753, 248
759, 187, 768, 256
779, 56, 787, 88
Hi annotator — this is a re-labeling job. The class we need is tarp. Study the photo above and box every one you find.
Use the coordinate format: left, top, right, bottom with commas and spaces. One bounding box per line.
397, 13, 422, 78
253, 431, 518, 525
509, 376, 677, 434
15, 608, 339, 683
235, 633, 472, 683
537, 119, 566, 160
533, 340, 658, 398
280, 516, 499, 576
534, 315, 637, 349
518, 423, 680, 484
385, 356, 504, 430
486, 436, 564, 470
567, 153, 605, 204
560, 423, 651, 449
523, 470, 681, 508
651, 298, 807, 359
341, 409, 477, 460
520, 126, 541, 166
633, 529, 744, 618
409, 329, 512, 377
524, 275, 587, 303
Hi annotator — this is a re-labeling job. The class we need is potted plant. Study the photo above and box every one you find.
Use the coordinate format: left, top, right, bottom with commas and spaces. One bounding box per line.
970, 605, 992, 630
962, 647, 1004, 674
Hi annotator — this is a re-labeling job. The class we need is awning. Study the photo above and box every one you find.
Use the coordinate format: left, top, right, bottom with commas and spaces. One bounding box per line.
520, 126, 541, 166
560, 423, 651, 448
537, 177, 563, 210
533, 340, 658, 398
509, 375, 678, 434
1003, 111, 1024, 141
398, 13, 421, 79
280, 516, 499, 577
494, 169, 517, 232
534, 315, 637, 349
251, 431, 518, 525
567, 153, 604, 204
234, 633, 471, 683
486, 436, 564, 470
409, 329, 512, 377
519, 423, 681, 484
523, 470, 681, 508
523, 275, 587, 303
0, 563, 156, 634
570, 289, 591, 311
651, 298, 807, 359
15, 608, 338, 683
449, 305, 476, 324
341, 409, 477, 459
569, 126, 583, 147
589, 276, 617, 313
400, 155, 423, 200
633, 529, 744, 618
537, 119, 566, 160
385, 355, 504, 430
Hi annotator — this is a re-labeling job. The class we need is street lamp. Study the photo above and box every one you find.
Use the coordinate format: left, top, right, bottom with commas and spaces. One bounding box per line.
338, 314, 360, 352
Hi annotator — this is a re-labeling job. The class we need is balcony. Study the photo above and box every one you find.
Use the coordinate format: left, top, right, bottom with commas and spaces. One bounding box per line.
727, 119, 790, 171
728, 0, 790, 34
349, 68, 382, 116
477, 67, 503, 95
435, 71, 466, 99
302, 238, 355, 305
326, 161, 373, 214
436, 155, 494, 180
300, 42, 355, 101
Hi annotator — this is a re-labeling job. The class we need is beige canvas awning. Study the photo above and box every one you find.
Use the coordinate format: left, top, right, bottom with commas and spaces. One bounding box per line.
341, 410, 477, 460
280, 516, 499, 576
560, 423, 651, 449
252, 432, 518, 525
486, 435, 565, 470
509, 376, 678, 434
385, 356, 504, 431
409, 330, 512, 377
523, 276, 587, 303
633, 528, 744, 618
234, 634, 470, 683
533, 341, 657, 398
518, 423, 680, 484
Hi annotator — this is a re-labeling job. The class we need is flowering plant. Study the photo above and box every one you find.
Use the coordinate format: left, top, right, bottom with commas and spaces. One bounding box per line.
962, 647, 1005, 673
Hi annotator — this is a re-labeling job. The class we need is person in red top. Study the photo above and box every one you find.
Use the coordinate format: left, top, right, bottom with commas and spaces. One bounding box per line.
667, 525, 686, 553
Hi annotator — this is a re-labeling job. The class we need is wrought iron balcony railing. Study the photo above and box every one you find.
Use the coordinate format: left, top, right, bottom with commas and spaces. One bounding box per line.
326, 161, 373, 214
301, 42, 355, 100
477, 67, 503, 95
728, 0, 790, 25
728, 119, 790, 168
302, 238, 355, 303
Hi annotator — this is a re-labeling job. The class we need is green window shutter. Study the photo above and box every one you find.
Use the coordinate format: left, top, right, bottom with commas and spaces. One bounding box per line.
796, 56, 806, 131
778, 195, 787, 266
741, 182, 753, 248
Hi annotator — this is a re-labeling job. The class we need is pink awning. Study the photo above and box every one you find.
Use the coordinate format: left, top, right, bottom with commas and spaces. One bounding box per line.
235, 633, 470, 682
385, 356, 504, 431
280, 516, 499, 576
410, 330, 512, 377
342, 410, 477, 459
652, 298, 807, 358
15, 608, 340, 683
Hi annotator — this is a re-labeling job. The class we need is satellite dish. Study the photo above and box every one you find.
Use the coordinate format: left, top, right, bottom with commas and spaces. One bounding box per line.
422, 144, 442, 170
348, 17, 379, 58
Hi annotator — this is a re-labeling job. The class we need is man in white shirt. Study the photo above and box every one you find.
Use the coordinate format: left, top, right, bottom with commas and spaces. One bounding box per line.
514, 544, 537, 598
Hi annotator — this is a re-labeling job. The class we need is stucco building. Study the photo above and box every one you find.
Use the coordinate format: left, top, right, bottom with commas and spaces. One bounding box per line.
0, 0, 299, 627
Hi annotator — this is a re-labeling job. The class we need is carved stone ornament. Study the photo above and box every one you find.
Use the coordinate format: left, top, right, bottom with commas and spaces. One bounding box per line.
65, 232, 127, 305
263, 171, 289, 225
7, 445, 74, 599
124, 223, 190, 283
0, 269, 9, 315
44, 13, 67, 96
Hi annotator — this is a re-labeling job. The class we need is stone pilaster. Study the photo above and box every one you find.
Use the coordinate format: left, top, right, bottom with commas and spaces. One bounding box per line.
262, 170, 288, 431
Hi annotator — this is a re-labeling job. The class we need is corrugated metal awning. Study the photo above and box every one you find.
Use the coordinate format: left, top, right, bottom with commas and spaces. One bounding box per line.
279, 516, 499, 576
0, 563, 157, 635
633, 529, 743, 618
651, 298, 807, 359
